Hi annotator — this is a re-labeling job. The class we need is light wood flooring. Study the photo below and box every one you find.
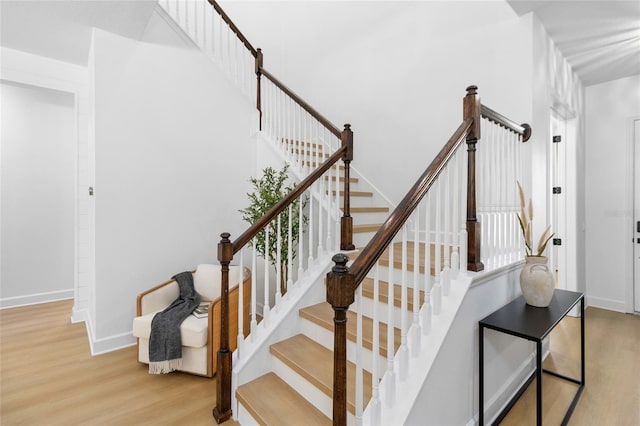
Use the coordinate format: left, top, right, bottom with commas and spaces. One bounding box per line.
1, 301, 638, 425
501, 307, 640, 426
0, 300, 237, 426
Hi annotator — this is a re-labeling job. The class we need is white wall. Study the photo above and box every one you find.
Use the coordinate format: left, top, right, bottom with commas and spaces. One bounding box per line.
88, 24, 255, 352
405, 265, 531, 425
0, 82, 75, 306
585, 75, 640, 312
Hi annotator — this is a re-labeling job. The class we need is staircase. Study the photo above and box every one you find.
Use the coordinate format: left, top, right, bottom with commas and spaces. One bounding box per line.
158, 1, 532, 424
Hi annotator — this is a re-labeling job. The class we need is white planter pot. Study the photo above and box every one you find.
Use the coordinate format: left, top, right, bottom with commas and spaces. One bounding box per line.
520, 256, 555, 307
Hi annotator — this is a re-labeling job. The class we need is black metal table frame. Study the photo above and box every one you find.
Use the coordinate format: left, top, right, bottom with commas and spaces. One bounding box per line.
478, 291, 585, 426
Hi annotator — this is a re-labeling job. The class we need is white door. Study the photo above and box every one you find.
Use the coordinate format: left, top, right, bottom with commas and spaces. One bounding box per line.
634, 119, 640, 312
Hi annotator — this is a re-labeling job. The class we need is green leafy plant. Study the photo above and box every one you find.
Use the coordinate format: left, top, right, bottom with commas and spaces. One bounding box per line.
516, 181, 554, 257
239, 165, 307, 295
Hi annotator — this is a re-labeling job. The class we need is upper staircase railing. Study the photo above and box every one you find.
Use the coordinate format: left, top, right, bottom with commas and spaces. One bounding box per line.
326, 86, 531, 425
158, 0, 356, 422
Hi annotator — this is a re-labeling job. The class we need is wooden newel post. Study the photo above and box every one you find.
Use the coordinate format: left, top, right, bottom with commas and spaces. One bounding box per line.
340, 124, 355, 251
255, 48, 263, 130
463, 85, 484, 272
213, 232, 233, 423
326, 253, 355, 426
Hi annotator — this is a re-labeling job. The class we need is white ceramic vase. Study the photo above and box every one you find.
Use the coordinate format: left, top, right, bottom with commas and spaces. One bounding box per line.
520, 256, 555, 307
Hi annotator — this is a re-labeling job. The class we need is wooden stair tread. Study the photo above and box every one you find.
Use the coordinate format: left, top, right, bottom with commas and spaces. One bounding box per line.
236, 372, 331, 425
331, 190, 372, 197
299, 302, 401, 358
305, 161, 345, 169
270, 334, 372, 415
345, 206, 389, 213
353, 223, 382, 233
361, 277, 425, 310
326, 176, 359, 183
292, 148, 330, 157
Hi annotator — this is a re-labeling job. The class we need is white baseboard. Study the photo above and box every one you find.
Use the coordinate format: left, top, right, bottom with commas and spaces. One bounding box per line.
0, 289, 73, 309
80, 311, 136, 356
586, 295, 627, 313
71, 307, 88, 324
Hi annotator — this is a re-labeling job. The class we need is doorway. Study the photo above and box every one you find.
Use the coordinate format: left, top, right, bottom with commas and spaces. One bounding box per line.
1, 81, 76, 305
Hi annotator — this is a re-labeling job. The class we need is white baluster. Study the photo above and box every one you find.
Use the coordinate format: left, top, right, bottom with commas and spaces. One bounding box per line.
326, 143, 332, 251
398, 226, 408, 380
444, 167, 451, 270
370, 262, 381, 425
288, 204, 294, 290
298, 192, 304, 276
461, 143, 469, 275
412, 209, 421, 356
422, 195, 432, 335
308, 182, 314, 264
276, 213, 282, 304
385, 240, 395, 407
442, 166, 451, 296
433, 178, 442, 314
317, 132, 324, 255
237, 248, 244, 358
355, 284, 363, 426
263, 226, 270, 325
451, 148, 460, 280
250, 239, 257, 338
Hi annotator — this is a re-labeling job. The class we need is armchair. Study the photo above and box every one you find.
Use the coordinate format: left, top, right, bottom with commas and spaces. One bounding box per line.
132, 264, 251, 377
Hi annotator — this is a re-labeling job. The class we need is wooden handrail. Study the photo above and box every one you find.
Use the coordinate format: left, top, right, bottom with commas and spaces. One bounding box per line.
348, 118, 473, 285
481, 104, 531, 142
207, 0, 258, 57
231, 145, 347, 253
260, 67, 342, 138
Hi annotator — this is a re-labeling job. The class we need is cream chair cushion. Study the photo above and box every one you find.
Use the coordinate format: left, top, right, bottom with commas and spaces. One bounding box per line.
193, 264, 220, 301
132, 313, 208, 348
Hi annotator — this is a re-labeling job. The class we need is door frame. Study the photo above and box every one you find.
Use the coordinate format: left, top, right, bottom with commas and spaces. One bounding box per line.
627, 116, 640, 313
0, 48, 91, 316
549, 107, 578, 294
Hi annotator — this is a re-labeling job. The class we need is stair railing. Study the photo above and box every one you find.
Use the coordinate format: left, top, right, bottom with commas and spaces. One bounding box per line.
326, 86, 531, 425
159, 0, 356, 422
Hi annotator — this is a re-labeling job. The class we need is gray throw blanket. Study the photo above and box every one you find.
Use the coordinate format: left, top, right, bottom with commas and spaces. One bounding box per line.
148, 271, 200, 374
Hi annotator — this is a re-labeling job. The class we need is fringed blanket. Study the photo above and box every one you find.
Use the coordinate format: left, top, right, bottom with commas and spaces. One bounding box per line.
148, 271, 200, 374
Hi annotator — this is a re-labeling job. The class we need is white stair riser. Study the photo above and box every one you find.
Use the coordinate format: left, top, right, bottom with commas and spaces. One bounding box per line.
235, 402, 260, 426
362, 266, 431, 289
350, 294, 424, 328
349, 211, 391, 224
299, 315, 387, 374
271, 356, 358, 426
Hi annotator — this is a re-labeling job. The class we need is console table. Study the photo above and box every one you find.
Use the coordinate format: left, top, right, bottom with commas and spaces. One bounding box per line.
478, 289, 585, 426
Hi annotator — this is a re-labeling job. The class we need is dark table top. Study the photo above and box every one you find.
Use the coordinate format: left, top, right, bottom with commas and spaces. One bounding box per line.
479, 289, 583, 341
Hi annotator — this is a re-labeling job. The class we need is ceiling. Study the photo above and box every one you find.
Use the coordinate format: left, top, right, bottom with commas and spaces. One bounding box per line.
1, 1, 638, 86
507, 0, 640, 86
0, 1, 157, 65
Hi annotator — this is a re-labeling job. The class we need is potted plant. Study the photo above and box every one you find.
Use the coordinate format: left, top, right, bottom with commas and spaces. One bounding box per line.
240, 165, 307, 295
516, 181, 555, 307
